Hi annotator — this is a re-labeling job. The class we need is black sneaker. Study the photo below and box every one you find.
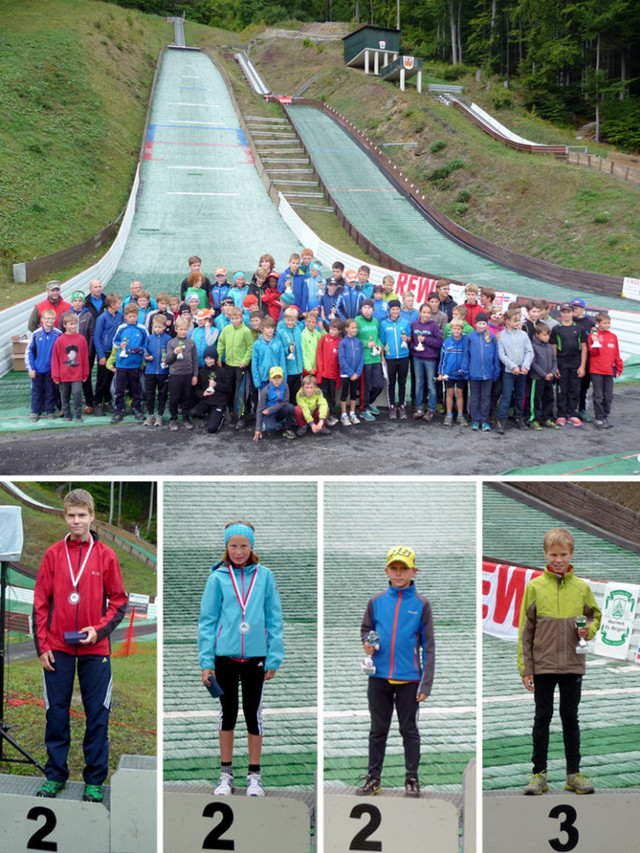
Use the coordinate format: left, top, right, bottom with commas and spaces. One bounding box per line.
496, 420, 505, 434
235, 418, 247, 431
133, 410, 145, 421
356, 775, 381, 796
296, 425, 308, 437
110, 412, 124, 424
93, 405, 104, 417
282, 429, 296, 440
404, 777, 421, 798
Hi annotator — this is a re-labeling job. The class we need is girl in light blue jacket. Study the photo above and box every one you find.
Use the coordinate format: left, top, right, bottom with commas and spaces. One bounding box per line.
198, 521, 284, 798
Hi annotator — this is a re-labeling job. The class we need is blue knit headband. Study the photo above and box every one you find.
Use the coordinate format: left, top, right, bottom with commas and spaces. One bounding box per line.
224, 523, 255, 548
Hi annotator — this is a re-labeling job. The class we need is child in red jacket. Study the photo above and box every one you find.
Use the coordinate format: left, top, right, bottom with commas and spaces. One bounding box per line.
588, 312, 623, 429
316, 318, 343, 426
33, 488, 127, 802
51, 311, 90, 422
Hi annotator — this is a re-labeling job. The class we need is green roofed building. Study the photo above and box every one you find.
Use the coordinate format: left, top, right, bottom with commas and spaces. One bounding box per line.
343, 24, 400, 76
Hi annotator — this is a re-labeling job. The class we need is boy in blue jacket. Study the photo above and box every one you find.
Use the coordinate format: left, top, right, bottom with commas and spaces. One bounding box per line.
110, 304, 148, 424
27, 308, 62, 421
143, 314, 171, 426
338, 319, 364, 425
358, 546, 435, 799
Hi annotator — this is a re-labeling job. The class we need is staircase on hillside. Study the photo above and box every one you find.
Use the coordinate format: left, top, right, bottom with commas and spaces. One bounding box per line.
244, 115, 333, 211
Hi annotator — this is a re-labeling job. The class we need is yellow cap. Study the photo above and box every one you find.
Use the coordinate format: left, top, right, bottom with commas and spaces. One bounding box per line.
386, 546, 415, 569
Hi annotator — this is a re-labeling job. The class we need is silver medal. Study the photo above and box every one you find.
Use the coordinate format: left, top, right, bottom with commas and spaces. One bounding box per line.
239, 621, 250, 634
69, 590, 81, 605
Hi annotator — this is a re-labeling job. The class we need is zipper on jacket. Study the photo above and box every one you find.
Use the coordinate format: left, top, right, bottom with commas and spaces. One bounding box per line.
388, 589, 402, 679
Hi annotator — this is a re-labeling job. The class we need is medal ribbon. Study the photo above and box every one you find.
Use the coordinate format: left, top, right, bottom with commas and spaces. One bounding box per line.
227, 564, 258, 623
64, 533, 94, 592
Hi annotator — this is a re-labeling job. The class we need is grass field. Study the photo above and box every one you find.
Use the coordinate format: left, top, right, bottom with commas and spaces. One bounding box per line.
1, 648, 156, 782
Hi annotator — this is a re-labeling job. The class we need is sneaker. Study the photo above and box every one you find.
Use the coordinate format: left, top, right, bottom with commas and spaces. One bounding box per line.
601, 419, 612, 429
565, 772, 595, 794
169, 420, 179, 431
82, 784, 103, 803
496, 420, 505, 435
388, 405, 397, 420
398, 404, 407, 419
424, 411, 434, 423
436, 403, 446, 414
348, 412, 360, 425
183, 419, 194, 430
46, 412, 58, 420
471, 421, 480, 431
579, 409, 591, 423
368, 404, 380, 415
110, 412, 124, 424
103, 403, 116, 414
326, 415, 339, 427
444, 414, 453, 427
482, 422, 491, 431
544, 418, 559, 429
523, 771, 548, 795
593, 419, 605, 428
246, 772, 265, 797
360, 410, 376, 422
30, 412, 40, 422
282, 428, 296, 440
340, 413, 351, 426
143, 415, 155, 427
235, 418, 247, 431
132, 409, 145, 421
214, 772, 234, 796
154, 414, 164, 427
457, 416, 469, 427
84, 406, 93, 415
93, 405, 104, 417
356, 775, 381, 796
296, 425, 308, 437
568, 417, 583, 427
529, 420, 542, 430
37, 779, 66, 798
513, 419, 526, 430
556, 417, 566, 426
413, 408, 424, 419
74, 417, 83, 424
404, 777, 421, 798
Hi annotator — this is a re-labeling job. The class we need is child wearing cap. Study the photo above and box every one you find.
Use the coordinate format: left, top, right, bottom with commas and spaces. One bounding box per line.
305, 262, 325, 309
190, 345, 234, 433
337, 270, 365, 321
215, 297, 235, 333
320, 278, 340, 330
253, 366, 296, 440
372, 285, 390, 324
572, 299, 596, 421
210, 268, 230, 317
358, 546, 435, 798
199, 521, 284, 797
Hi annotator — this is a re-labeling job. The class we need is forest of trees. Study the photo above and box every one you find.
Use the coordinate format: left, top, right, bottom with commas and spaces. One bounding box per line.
106, 0, 640, 150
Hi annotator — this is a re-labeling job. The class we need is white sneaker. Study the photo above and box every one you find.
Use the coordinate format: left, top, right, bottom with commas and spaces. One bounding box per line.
246, 772, 265, 797
340, 413, 351, 426
214, 771, 234, 795
348, 412, 361, 424
326, 415, 339, 427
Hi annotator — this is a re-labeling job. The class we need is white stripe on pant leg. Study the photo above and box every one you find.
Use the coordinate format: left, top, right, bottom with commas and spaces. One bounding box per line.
218, 698, 223, 731
103, 677, 113, 710
43, 671, 49, 711
256, 683, 265, 736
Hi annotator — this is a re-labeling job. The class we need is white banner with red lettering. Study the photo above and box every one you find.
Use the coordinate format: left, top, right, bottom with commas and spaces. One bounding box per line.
482, 561, 542, 641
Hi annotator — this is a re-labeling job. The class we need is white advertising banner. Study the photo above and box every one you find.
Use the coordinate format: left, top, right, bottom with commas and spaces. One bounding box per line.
622, 277, 640, 301
482, 562, 542, 641
594, 582, 639, 660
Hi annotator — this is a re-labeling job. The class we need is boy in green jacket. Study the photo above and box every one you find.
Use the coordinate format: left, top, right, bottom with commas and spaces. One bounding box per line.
217, 306, 254, 429
294, 374, 330, 436
518, 528, 601, 795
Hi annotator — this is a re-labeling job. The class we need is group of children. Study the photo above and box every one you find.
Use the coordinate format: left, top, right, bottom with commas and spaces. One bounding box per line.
25, 252, 623, 435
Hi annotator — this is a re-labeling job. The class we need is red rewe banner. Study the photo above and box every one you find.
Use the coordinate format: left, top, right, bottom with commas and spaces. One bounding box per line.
482, 561, 543, 640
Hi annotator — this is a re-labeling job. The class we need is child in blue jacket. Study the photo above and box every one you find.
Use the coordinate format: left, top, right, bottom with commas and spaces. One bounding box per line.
358, 546, 435, 798
338, 319, 364, 426
199, 521, 284, 798
462, 312, 501, 431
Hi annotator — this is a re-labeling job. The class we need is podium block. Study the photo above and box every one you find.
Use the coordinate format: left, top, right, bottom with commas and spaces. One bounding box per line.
110, 755, 157, 853
324, 793, 460, 853
164, 788, 311, 853
484, 789, 640, 853
0, 775, 110, 853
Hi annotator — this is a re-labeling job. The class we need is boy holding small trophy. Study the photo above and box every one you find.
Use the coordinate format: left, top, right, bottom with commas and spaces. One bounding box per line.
518, 528, 601, 795
357, 546, 435, 798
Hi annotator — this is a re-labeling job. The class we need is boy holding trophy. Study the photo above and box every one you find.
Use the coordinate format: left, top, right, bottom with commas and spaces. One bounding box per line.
357, 546, 435, 798
518, 528, 601, 795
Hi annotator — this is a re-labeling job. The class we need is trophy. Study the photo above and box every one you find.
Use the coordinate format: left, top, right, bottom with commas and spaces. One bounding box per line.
591, 329, 602, 348
415, 333, 425, 352
285, 274, 293, 293
161, 348, 167, 369
361, 630, 380, 674
575, 615, 588, 654
287, 340, 295, 360
400, 334, 408, 350
121, 336, 129, 358
176, 342, 184, 360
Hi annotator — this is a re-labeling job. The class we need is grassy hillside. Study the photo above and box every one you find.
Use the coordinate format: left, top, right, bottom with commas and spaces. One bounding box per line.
0, 0, 172, 296
249, 34, 640, 278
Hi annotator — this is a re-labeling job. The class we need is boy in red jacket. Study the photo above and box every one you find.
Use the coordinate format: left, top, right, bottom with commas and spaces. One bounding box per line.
33, 489, 127, 802
588, 312, 623, 429
316, 318, 343, 426
51, 311, 89, 422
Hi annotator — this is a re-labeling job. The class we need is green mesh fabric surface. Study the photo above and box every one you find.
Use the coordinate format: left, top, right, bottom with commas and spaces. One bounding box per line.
482, 487, 640, 790
324, 481, 476, 792
162, 482, 317, 790
287, 104, 640, 313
